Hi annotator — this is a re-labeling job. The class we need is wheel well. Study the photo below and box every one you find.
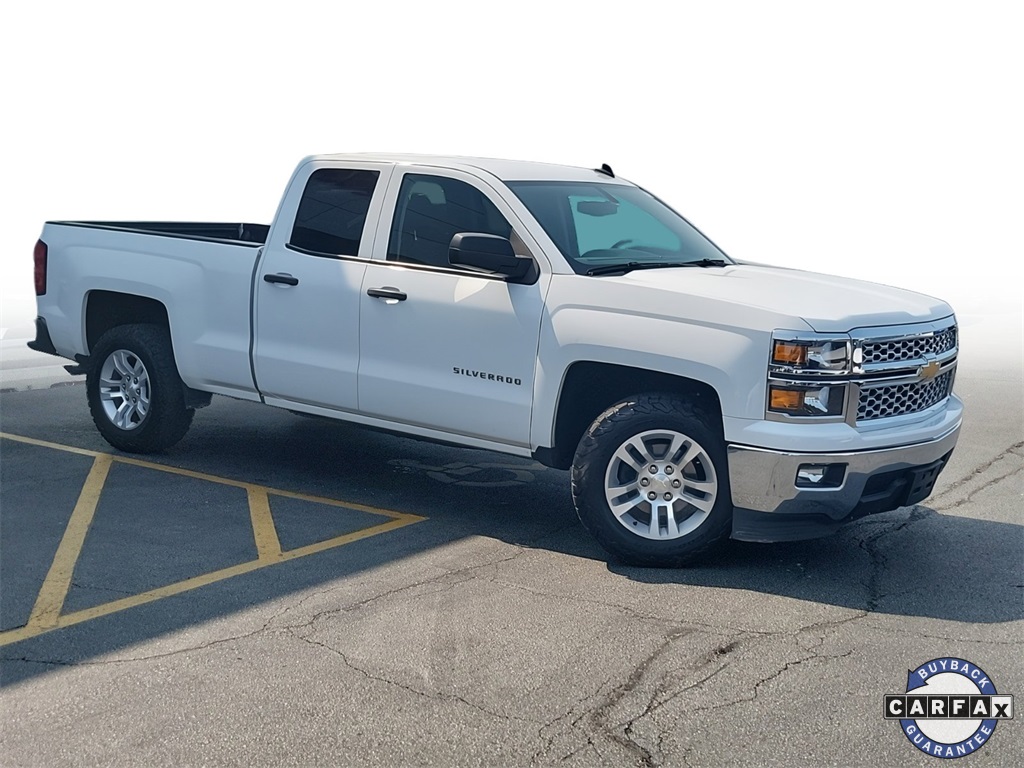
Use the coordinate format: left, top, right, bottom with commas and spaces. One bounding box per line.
84, 291, 210, 409
541, 362, 723, 469
85, 291, 169, 353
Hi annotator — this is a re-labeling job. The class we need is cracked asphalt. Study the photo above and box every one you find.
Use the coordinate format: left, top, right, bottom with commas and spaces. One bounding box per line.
0, 346, 1021, 766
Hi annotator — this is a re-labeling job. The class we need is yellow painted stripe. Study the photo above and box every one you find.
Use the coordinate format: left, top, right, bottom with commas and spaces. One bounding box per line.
0, 515, 424, 647
267, 487, 420, 520
0, 431, 428, 648
0, 432, 411, 521
1, 558, 269, 646
247, 487, 282, 561
281, 514, 425, 558
0, 431, 101, 458
26, 454, 112, 629
112, 455, 264, 490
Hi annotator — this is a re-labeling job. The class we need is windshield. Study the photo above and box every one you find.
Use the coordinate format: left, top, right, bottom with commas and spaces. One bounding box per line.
506, 181, 730, 274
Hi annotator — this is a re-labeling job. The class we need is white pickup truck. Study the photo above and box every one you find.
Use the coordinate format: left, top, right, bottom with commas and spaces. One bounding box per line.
29, 153, 962, 565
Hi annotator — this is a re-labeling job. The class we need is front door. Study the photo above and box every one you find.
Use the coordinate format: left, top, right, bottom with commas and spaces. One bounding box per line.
357, 169, 548, 446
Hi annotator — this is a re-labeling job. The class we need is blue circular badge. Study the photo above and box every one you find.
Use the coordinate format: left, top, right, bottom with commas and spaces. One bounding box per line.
890, 657, 1004, 759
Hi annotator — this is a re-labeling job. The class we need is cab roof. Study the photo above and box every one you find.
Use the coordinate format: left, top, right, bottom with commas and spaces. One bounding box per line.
311, 153, 634, 184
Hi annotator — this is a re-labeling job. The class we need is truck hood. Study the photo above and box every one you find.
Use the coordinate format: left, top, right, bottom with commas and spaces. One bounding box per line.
619, 263, 953, 333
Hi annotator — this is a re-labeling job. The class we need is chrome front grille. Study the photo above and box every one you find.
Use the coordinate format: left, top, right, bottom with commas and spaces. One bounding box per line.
861, 325, 957, 364
858, 371, 954, 421
767, 320, 958, 425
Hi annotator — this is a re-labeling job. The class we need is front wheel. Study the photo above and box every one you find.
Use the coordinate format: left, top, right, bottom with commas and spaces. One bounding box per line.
571, 394, 732, 567
86, 324, 194, 453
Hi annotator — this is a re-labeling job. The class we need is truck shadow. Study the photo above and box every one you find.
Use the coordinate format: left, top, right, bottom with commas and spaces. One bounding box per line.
282, 415, 1023, 628
607, 507, 1023, 626
1, 394, 1020, 686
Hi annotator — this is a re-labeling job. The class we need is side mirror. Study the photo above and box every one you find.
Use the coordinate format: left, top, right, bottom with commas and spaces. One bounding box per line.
448, 233, 532, 281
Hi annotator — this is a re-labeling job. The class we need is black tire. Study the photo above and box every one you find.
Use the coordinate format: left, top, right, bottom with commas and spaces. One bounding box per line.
86, 324, 194, 453
571, 393, 732, 567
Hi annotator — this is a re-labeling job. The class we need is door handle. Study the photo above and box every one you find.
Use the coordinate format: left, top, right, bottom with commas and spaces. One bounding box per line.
367, 287, 407, 303
264, 273, 299, 286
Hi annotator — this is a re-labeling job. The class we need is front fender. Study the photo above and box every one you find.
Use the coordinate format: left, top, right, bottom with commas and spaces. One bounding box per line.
531, 305, 778, 449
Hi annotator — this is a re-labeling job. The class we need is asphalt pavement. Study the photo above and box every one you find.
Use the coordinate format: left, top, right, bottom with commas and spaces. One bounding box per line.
0, 319, 1021, 767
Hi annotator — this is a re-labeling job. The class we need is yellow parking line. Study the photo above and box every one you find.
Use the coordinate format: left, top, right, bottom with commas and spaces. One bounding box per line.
0, 431, 411, 519
0, 432, 427, 648
0, 516, 422, 647
25, 454, 112, 630
265, 486, 415, 521
247, 487, 283, 561
0, 431, 101, 458
282, 515, 422, 558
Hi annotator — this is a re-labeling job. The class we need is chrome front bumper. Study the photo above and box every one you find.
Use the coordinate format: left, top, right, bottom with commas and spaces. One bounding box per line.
727, 421, 961, 542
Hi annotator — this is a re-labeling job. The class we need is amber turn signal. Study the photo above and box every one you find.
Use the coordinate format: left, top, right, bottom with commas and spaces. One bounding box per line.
769, 388, 804, 411
772, 341, 807, 366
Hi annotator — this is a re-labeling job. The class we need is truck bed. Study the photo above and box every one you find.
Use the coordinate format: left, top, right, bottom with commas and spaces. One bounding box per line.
48, 220, 270, 246
38, 219, 268, 399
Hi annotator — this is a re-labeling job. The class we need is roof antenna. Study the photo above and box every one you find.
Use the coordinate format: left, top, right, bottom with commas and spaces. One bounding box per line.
595, 163, 615, 178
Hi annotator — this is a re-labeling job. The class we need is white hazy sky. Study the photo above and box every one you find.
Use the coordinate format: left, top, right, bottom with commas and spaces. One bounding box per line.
2, 1, 1021, 329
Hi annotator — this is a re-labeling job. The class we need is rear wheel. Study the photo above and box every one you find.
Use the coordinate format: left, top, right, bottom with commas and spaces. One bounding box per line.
571, 393, 732, 566
86, 324, 194, 453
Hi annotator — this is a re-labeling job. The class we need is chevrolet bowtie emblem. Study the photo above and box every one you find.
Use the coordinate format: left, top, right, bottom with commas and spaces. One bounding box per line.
919, 361, 941, 380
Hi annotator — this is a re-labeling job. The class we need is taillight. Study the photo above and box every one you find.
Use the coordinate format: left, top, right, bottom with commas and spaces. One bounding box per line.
34, 239, 47, 296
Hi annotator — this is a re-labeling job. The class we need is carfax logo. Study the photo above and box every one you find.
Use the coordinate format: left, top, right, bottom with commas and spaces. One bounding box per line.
884, 657, 1014, 759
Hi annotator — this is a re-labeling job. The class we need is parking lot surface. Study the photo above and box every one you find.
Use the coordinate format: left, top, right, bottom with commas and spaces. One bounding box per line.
0, 328, 1021, 766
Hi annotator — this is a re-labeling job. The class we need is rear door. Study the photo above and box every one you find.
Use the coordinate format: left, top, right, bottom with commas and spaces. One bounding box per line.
253, 160, 393, 410
357, 168, 549, 446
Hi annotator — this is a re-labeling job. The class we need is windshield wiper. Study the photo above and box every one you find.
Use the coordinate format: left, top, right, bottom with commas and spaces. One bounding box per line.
585, 259, 727, 276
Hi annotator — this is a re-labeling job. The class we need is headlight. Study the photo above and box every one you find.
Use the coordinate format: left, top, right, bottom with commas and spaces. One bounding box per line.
768, 384, 846, 417
772, 339, 849, 372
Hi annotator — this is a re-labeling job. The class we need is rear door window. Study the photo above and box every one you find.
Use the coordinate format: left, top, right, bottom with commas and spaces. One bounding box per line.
290, 169, 380, 257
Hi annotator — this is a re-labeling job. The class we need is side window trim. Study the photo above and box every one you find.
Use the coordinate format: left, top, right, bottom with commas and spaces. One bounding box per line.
284, 242, 368, 262
362, 257, 514, 281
